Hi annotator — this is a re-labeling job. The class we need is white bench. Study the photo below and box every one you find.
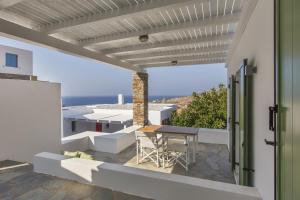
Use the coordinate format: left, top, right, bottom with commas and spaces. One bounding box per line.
62, 125, 140, 154
34, 152, 262, 200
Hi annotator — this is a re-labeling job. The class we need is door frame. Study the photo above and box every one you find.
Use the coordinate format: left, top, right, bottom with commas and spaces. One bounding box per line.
274, 0, 279, 200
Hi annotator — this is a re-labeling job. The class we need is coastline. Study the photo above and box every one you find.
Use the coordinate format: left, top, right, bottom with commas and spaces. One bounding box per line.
62, 95, 182, 107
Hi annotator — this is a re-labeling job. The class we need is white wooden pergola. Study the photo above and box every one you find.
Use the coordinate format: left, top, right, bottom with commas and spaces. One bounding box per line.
0, 0, 257, 72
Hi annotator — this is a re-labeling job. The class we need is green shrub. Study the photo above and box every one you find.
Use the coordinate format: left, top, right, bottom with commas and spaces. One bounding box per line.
171, 84, 227, 129
64, 151, 94, 160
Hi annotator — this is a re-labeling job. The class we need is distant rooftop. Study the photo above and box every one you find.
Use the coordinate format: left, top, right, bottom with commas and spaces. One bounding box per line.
64, 103, 177, 112
91, 103, 176, 111
62, 103, 177, 124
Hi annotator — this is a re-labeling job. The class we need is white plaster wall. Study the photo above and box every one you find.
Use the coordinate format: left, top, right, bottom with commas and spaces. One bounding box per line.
0, 79, 61, 163
73, 121, 96, 133
63, 119, 73, 137
63, 119, 128, 136
0, 45, 33, 75
198, 129, 228, 145
227, 1, 274, 200
61, 126, 229, 155
63, 120, 100, 137
149, 108, 176, 125
34, 152, 262, 200
61, 135, 90, 152
102, 123, 126, 133
93, 107, 174, 125
93, 109, 132, 115
148, 110, 161, 125
62, 125, 140, 154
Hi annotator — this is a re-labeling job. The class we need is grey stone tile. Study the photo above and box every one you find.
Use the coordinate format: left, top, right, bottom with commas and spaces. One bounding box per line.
90, 143, 235, 184
15, 188, 52, 200
112, 191, 151, 200
48, 191, 67, 200
89, 187, 114, 200
0, 142, 234, 200
0, 160, 22, 168
0, 171, 26, 184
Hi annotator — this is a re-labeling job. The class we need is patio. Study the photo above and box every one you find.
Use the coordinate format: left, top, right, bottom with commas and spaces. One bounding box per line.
0, 160, 150, 200
86, 142, 235, 184
0, 0, 267, 199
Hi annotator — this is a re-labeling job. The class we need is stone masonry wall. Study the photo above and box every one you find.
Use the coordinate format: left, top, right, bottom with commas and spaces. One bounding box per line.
132, 72, 148, 126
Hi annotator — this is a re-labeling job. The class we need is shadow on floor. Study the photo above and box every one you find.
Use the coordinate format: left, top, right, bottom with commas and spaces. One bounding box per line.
88, 143, 235, 184
171, 143, 235, 183
0, 160, 151, 200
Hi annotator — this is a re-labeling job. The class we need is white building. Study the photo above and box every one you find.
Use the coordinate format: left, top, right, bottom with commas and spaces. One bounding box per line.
63, 103, 177, 137
0, 45, 61, 163
0, 1, 299, 200
0, 44, 33, 76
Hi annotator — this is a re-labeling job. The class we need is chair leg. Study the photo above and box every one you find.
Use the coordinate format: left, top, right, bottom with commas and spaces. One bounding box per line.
164, 138, 169, 167
185, 151, 189, 172
161, 138, 165, 168
136, 141, 139, 164
162, 148, 165, 168
140, 145, 143, 157
166, 150, 169, 162
156, 149, 160, 167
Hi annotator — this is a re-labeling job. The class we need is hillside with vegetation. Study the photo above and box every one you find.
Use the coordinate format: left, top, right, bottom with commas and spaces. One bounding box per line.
168, 84, 227, 129
152, 96, 193, 108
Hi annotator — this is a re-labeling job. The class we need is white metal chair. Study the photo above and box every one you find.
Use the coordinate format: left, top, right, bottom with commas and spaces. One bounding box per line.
164, 135, 191, 171
135, 131, 163, 167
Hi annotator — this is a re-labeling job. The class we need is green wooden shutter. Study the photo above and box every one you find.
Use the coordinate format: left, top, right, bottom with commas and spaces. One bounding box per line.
229, 75, 236, 172
236, 60, 254, 186
237, 66, 246, 185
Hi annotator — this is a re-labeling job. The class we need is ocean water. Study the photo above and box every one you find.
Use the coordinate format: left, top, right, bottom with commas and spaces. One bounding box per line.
62, 96, 179, 107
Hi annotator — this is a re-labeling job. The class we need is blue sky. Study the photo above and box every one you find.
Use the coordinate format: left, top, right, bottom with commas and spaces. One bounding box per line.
0, 36, 227, 97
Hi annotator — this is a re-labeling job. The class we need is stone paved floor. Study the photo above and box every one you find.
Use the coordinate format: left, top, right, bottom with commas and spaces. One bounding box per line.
0, 160, 151, 200
86, 143, 235, 184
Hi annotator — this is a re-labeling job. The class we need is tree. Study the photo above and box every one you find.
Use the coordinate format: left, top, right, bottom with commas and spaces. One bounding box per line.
170, 84, 227, 129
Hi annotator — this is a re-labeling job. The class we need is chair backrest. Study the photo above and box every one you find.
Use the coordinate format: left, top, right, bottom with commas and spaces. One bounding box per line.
164, 134, 189, 146
135, 131, 158, 149
164, 133, 186, 141
166, 136, 189, 152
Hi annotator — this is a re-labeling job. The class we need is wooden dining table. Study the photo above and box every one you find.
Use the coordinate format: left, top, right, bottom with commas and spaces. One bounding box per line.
138, 125, 199, 163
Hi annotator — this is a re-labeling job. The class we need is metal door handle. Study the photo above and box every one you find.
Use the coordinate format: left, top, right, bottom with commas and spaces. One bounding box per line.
269, 105, 278, 131
265, 139, 276, 146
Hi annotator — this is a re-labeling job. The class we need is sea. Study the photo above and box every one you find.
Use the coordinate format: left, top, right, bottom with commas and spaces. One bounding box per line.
62, 96, 179, 107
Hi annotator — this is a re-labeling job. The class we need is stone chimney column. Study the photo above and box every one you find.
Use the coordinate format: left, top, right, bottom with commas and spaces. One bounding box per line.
132, 72, 148, 126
